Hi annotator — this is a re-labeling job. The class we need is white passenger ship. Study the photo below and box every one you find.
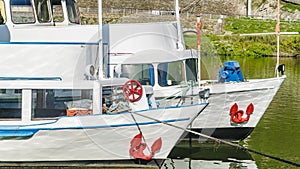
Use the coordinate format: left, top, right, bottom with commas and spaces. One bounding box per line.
0, 0, 209, 164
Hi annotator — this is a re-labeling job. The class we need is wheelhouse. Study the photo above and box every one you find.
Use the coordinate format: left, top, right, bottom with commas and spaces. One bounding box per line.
116, 58, 198, 87
0, 0, 80, 25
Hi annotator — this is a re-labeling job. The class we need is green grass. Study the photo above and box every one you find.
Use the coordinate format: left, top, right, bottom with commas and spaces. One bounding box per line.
184, 34, 300, 58
224, 17, 300, 34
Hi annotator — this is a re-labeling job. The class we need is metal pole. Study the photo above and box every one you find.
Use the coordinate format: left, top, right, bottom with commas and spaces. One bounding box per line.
93, 81, 102, 114
247, 0, 252, 17
276, 0, 280, 78
98, 0, 104, 79
175, 0, 184, 50
197, 15, 201, 89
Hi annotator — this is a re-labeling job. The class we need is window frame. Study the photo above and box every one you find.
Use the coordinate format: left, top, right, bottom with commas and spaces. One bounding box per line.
0, 0, 6, 24
118, 64, 155, 86
10, 0, 36, 24
157, 60, 185, 87
34, 0, 51, 23
66, 0, 79, 24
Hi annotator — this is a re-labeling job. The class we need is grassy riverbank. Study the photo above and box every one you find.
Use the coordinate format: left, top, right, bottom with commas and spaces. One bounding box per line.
184, 34, 300, 57
224, 17, 300, 34
185, 17, 300, 57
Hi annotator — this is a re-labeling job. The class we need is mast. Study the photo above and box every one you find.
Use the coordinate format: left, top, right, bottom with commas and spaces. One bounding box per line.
197, 15, 201, 88
98, 0, 104, 79
95, 0, 103, 114
275, 0, 280, 77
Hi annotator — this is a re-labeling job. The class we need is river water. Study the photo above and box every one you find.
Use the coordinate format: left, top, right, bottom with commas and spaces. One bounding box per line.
163, 56, 300, 169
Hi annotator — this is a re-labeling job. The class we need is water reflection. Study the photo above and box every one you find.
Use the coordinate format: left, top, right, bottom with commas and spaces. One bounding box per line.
163, 142, 257, 169
242, 57, 300, 169
163, 57, 299, 169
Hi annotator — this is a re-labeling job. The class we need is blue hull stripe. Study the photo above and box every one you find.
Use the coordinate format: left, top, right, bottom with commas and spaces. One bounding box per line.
0, 77, 62, 81
0, 117, 189, 137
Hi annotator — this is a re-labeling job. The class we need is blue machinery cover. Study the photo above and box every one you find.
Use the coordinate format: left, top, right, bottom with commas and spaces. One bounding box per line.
218, 61, 244, 83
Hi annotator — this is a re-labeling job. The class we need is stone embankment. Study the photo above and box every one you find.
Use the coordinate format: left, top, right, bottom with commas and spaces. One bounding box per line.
253, 0, 300, 20
78, 0, 300, 33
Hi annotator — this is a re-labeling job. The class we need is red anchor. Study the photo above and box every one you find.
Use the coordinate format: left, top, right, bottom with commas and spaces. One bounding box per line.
230, 103, 254, 123
129, 132, 162, 160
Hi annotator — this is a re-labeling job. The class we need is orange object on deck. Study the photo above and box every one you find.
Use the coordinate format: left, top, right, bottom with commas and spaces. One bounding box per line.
66, 109, 93, 116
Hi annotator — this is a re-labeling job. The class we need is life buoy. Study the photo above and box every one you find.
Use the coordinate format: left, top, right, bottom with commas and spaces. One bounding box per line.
122, 80, 143, 102
230, 103, 254, 123
129, 132, 162, 160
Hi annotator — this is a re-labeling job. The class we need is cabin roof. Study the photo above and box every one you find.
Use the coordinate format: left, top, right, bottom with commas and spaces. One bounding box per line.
109, 49, 197, 65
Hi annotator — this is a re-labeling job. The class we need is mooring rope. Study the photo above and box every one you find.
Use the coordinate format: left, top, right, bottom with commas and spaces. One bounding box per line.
131, 111, 300, 167
129, 111, 149, 150
129, 111, 162, 167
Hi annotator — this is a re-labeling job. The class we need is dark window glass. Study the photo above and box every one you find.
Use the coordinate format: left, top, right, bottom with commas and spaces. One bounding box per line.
11, 0, 35, 23
34, 0, 51, 23
0, 89, 21, 120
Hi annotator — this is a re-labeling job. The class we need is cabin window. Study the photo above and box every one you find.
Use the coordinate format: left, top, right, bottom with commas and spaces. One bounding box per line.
10, 0, 35, 23
102, 86, 129, 114
118, 64, 155, 86
51, 0, 64, 22
31, 89, 92, 119
0, 89, 22, 120
34, 0, 51, 23
158, 61, 185, 87
66, 0, 79, 24
186, 58, 197, 81
0, 0, 6, 24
